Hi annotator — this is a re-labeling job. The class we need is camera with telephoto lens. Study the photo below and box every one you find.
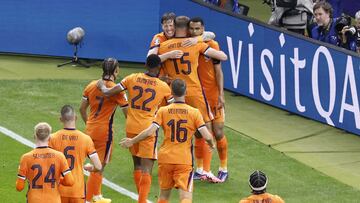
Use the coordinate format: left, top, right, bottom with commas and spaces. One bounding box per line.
335, 15, 356, 35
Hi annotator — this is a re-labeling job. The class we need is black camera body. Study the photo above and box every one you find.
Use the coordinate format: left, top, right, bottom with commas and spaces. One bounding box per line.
335, 15, 352, 33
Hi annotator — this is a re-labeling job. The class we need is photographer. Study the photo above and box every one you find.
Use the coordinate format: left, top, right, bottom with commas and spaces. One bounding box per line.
311, 1, 338, 46
335, 14, 357, 52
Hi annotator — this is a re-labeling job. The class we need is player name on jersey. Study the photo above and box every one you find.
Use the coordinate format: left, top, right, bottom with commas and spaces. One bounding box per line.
33, 152, 55, 159
167, 42, 183, 49
168, 108, 188, 114
61, 134, 79, 141
136, 77, 158, 86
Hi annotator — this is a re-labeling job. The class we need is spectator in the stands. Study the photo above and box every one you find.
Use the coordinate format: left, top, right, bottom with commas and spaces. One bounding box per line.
311, 1, 339, 46
355, 11, 360, 53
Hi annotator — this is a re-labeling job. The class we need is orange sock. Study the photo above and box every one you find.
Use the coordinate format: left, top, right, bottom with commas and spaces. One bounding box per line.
203, 143, 213, 172
216, 136, 228, 170
158, 199, 169, 203
195, 138, 204, 169
133, 170, 142, 193
86, 172, 103, 201
138, 173, 152, 203
180, 198, 192, 203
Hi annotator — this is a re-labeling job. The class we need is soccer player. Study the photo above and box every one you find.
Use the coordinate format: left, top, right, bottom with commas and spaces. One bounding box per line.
188, 17, 228, 182
119, 79, 215, 203
49, 105, 102, 203
16, 122, 74, 203
148, 12, 216, 57
239, 171, 285, 203
80, 58, 128, 203
158, 15, 227, 182
97, 54, 174, 203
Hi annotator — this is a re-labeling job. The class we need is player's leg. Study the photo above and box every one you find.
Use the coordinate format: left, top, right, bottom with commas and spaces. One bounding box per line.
174, 164, 193, 203
137, 135, 158, 203
186, 95, 214, 180
158, 189, 172, 203
213, 107, 228, 182
128, 132, 142, 192
138, 158, 155, 203
132, 155, 142, 192
158, 164, 175, 203
86, 140, 112, 203
179, 190, 192, 203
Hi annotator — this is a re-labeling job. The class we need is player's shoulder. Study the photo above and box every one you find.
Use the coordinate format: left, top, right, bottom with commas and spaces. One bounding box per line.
271, 194, 285, 202
207, 39, 219, 47
20, 150, 34, 161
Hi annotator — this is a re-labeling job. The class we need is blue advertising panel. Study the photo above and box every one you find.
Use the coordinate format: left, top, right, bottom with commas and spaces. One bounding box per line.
161, 0, 360, 135
0, 0, 160, 62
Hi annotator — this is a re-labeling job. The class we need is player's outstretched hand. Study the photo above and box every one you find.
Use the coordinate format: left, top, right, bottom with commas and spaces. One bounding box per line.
181, 37, 198, 47
119, 138, 133, 148
84, 163, 95, 172
168, 50, 184, 59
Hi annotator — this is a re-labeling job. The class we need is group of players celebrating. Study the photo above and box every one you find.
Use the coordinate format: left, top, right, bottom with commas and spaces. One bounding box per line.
16, 13, 230, 203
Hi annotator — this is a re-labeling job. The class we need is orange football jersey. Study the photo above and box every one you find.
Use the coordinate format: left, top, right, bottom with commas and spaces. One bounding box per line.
198, 40, 221, 103
158, 38, 209, 96
82, 79, 128, 141
119, 72, 173, 134
153, 101, 205, 165
49, 128, 96, 198
149, 32, 169, 50
17, 147, 72, 203
239, 193, 285, 203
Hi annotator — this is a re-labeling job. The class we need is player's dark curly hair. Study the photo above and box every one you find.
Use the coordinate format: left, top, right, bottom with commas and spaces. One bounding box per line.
249, 170, 268, 194
146, 54, 161, 69
102, 58, 119, 80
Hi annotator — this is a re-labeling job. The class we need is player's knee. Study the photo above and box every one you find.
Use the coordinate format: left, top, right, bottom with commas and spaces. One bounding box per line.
213, 126, 224, 141
179, 190, 192, 201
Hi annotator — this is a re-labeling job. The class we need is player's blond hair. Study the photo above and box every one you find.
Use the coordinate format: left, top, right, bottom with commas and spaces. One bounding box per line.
34, 122, 52, 141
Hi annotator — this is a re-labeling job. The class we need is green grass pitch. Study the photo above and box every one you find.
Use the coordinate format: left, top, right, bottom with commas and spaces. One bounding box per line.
0, 55, 359, 202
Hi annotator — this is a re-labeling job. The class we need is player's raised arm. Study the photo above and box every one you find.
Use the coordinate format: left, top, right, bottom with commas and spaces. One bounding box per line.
181, 31, 216, 47
204, 48, 228, 61
158, 50, 184, 62
97, 79, 124, 97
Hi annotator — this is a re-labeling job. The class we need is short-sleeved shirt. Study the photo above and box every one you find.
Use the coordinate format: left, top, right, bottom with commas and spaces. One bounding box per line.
82, 80, 128, 140
239, 193, 285, 203
158, 38, 210, 96
149, 32, 169, 50
17, 147, 71, 203
118, 72, 173, 134
153, 102, 206, 165
198, 40, 221, 102
49, 128, 96, 198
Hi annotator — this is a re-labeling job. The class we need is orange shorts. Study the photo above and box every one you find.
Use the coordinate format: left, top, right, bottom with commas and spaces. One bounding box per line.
127, 132, 158, 159
61, 197, 85, 203
158, 164, 193, 192
93, 140, 113, 164
85, 122, 114, 142
209, 105, 225, 123
185, 95, 213, 123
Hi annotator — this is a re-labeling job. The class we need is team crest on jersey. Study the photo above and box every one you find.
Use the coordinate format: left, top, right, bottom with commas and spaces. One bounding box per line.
154, 38, 160, 45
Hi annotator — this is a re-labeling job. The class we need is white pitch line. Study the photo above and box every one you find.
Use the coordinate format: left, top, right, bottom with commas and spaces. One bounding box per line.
0, 126, 152, 203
